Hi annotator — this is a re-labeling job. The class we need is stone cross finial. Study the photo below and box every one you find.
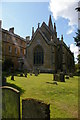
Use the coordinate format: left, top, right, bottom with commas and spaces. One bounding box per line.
32, 27, 34, 36
54, 22, 56, 29
38, 23, 40, 28
61, 35, 63, 42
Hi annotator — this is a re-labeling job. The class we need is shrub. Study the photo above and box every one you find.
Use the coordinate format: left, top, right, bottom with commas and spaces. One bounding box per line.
2, 58, 14, 71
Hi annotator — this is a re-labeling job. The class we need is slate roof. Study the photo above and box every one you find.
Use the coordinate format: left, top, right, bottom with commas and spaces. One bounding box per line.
28, 22, 57, 47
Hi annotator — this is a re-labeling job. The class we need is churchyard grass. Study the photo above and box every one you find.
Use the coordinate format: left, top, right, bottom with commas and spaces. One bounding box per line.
6, 73, 78, 119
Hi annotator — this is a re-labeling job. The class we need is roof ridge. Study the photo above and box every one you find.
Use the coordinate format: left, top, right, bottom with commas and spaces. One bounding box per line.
41, 22, 54, 35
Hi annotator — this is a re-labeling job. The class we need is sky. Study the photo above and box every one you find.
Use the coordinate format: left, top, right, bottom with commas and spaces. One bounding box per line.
0, 0, 80, 62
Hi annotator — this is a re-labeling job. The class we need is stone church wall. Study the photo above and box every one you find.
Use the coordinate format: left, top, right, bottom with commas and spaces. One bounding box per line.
27, 32, 55, 72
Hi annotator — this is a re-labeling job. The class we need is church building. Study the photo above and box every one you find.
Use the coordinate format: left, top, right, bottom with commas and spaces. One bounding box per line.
26, 15, 74, 73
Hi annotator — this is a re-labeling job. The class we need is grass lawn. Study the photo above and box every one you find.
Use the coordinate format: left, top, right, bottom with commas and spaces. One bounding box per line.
6, 73, 78, 119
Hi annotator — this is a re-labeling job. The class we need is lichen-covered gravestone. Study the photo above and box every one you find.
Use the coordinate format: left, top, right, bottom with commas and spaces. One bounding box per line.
54, 73, 65, 82
2, 86, 20, 119
22, 98, 50, 119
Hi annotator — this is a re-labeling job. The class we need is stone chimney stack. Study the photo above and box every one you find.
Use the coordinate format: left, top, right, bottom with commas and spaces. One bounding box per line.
32, 27, 34, 37
26, 36, 30, 41
9, 27, 14, 33
61, 35, 63, 42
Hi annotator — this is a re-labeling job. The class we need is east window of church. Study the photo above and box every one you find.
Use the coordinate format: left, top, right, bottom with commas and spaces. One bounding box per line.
34, 46, 44, 65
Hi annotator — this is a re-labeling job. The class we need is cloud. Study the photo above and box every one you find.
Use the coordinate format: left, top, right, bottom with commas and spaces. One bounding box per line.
49, 0, 78, 34
1, 0, 49, 2
70, 43, 79, 63
67, 26, 74, 35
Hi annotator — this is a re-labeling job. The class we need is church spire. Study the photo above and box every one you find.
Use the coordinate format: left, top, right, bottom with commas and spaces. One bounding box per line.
48, 15, 53, 31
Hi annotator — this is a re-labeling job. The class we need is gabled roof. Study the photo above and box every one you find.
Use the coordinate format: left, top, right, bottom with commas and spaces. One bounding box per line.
28, 28, 49, 46
41, 22, 54, 35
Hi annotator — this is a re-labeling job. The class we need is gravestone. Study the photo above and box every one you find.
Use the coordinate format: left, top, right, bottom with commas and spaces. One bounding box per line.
35, 72, 38, 76
66, 76, 69, 79
60, 72, 65, 82
20, 73, 23, 77
2, 86, 20, 119
54, 74, 60, 81
30, 73, 32, 76
2, 77, 6, 86
11, 75, 14, 80
25, 73, 27, 77
22, 98, 50, 119
69, 73, 73, 77
54, 73, 65, 82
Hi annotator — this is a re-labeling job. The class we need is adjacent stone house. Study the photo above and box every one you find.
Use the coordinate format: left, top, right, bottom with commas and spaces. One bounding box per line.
2, 27, 26, 69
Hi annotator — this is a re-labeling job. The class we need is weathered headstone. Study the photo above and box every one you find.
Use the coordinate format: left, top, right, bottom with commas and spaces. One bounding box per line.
25, 73, 27, 77
54, 73, 65, 82
2, 77, 6, 86
11, 75, 14, 80
35, 72, 38, 76
30, 73, 32, 76
22, 98, 50, 119
2, 86, 20, 119
66, 76, 69, 79
69, 73, 73, 77
20, 73, 23, 77
37, 68, 40, 74
60, 72, 65, 82
54, 74, 60, 81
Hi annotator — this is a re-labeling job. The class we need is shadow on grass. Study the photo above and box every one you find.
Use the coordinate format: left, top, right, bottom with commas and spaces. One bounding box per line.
46, 82, 58, 85
2, 70, 24, 77
6, 82, 25, 95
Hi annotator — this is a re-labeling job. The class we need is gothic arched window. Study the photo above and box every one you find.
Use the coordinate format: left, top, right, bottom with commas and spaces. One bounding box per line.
34, 46, 44, 65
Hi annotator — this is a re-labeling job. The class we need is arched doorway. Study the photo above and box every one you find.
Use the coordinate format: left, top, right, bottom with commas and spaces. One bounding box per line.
33, 45, 44, 65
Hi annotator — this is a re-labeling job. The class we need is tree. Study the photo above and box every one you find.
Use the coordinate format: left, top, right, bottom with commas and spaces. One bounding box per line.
74, 4, 80, 75
74, 29, 80, 72
77, 54, 80, 64
75, 7, 80, 12
2, 58, 14, 71
74, 29, 80, 46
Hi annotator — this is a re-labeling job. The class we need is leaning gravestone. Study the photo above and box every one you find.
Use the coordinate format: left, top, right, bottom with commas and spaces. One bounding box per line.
22, 98, 50, 120
2, 86, 20, 119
